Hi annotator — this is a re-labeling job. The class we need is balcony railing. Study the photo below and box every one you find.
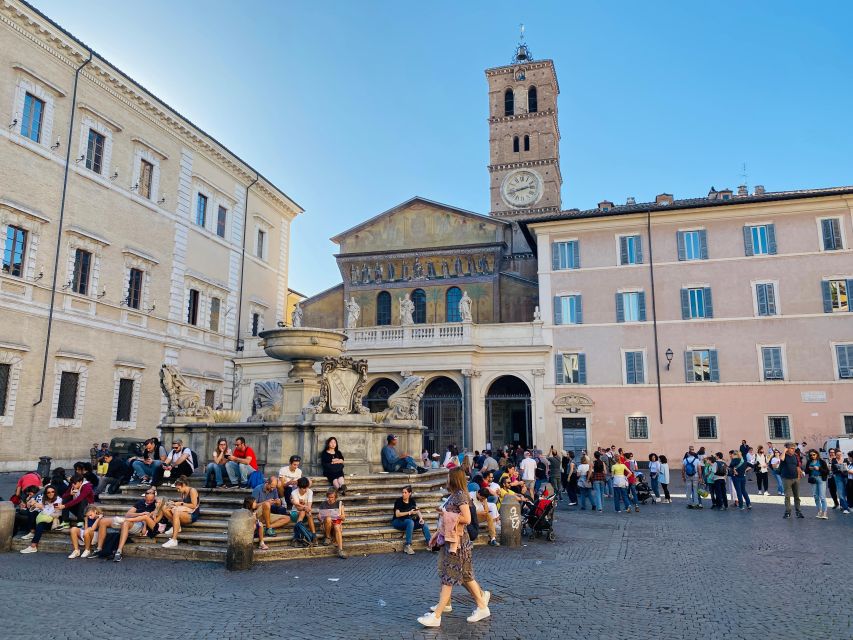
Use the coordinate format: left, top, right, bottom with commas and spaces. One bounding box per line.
342, 320, 546, 350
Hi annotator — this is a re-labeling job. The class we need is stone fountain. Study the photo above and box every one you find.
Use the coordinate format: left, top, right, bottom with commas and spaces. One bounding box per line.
159, 327, 426, 476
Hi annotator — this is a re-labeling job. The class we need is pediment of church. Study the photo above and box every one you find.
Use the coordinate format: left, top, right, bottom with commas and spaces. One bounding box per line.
331, 197, 509, 255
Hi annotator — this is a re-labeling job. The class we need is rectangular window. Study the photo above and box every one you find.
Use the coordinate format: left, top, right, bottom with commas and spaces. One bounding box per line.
844, 415, 853, 435
678, 229, 707, 261
196, 194, 208, 227
139, 160, 153, 199
837, 344, 853, 379
628, 416, 649, 440
209, 297, 221, 332
21, 93, 44, 143
555, 353, 586, 384
256, 229, 266, 260
696, 416, 718, 439
744, 224, 777, 256
755, 282, 777, 316
0, 363, 10, 416
56, 371, 79, 419
619, 235, 642, 265
617, 291, 646, 322
553, 295, 582, 325
551, 240, 580, 270
251, 312, 260, 337
2, 225, 28, 277
85, 129, 105, 174
823, 280, 850, 313
624, 351, 645, 384
216, 206, 227, 238
685, 349, 720, 383
768, 416, 791, 440
126, 268, 143, 309
187, 289, 200, 325
761, 346, 784, 380
204, 389, 216, 408
681, 287, 713, 319
115, 378, 134, 422
72, 249, 91, 295
821, 218, 843, 250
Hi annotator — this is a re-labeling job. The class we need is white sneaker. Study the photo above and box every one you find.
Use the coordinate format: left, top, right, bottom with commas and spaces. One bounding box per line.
403, 544, 415, 555
844, 509, 850, 514
19, 532, 34, 541
467, 607, 491, 623
483, 590, 491, 607
162, 528, 174, 537
162, 538, 178, 548
417, 613, 441, 628
430, 604, 452, 613
20, 546, 37, 554
68, 550, 80, 559
80, 550, 91, 558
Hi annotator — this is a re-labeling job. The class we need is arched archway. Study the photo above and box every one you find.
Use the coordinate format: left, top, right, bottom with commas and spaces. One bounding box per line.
362, 378, 399, 413
419, 376, 462, 456
485, 375, 532, 450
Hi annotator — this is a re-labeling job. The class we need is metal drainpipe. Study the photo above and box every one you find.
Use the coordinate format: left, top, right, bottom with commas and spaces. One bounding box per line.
646, 208, 664, 424
231, 173, 259, 406
34, 49, 93, 407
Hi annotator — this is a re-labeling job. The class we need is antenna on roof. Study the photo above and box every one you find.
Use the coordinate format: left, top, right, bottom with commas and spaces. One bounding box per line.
740, 162, 749, 190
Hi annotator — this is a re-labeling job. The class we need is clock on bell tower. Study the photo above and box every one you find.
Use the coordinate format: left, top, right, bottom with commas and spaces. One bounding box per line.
486, 36, 562, 224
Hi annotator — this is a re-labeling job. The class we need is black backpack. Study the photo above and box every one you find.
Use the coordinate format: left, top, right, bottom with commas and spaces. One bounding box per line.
467, 499, 479, 542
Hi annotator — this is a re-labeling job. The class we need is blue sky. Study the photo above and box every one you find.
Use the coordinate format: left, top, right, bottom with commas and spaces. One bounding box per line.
33, 1, 853, 295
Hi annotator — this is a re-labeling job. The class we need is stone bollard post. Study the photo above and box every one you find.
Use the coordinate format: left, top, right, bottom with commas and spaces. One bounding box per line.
225, 509, 255, 570
0, 501, 15, 552
499, 493, 522, 548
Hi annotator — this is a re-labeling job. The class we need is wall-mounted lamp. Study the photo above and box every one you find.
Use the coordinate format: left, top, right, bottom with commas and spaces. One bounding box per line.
60, 280, 72, 290
276, 320, 286, 328
223, 306, 234, 318
665, 348, 674, 370
157, 194, 166, 205
236, 338, 245, 352
97, 288, 107, 299
109, 171, 119, 181
144, 302, 156, 314
51, 138, 61, 150
74, 155, 85, 164
130, 182, 139, 192
32, 270, 44, 282
8, 117, 18, 130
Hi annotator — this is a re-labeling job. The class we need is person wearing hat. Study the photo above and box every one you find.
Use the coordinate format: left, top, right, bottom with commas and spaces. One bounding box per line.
430, 453, 441, 469
381, 435, 427, 474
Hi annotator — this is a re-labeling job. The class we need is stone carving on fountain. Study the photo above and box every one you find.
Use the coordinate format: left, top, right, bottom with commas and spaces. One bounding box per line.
377, 375, 425, 422
160, 364, 213, 420
303, 356, 371, 416
248, 380, 283, 422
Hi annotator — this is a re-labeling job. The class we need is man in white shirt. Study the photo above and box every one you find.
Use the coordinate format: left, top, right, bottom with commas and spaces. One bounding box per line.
291, 477, 315, 536
277, 455, 304, 508
520, 451, 537, 495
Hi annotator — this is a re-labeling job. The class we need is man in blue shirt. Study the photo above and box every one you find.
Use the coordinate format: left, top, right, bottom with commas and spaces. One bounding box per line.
381, 435, 426, 474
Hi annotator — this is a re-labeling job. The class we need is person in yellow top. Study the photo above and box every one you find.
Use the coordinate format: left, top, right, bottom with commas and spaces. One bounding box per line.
610, 460, 632, 513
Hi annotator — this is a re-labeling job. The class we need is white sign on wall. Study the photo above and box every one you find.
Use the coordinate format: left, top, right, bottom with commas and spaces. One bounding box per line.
801, 391, 827, 403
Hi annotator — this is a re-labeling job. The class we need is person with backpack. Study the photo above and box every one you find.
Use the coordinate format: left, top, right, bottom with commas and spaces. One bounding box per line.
729, 450, 752, 511
711, 452, 729, 510
779, 442, 804, 519
682, 446, 702, 509
291, 477, 316, 542
829, 450, 850, 514
702, 456, 717, 508
152, 439, 195, 487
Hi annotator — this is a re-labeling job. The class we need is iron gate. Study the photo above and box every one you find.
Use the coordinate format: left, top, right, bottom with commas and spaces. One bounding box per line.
486, 395, 532, 450
420, 395, 463, 456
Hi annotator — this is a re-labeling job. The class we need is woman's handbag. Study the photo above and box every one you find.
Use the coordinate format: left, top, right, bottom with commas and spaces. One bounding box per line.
807, 476, 816, 484
35, 512, 54, 526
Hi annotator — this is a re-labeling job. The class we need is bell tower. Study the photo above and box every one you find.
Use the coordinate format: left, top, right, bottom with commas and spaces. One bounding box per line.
486, 33, 562, 229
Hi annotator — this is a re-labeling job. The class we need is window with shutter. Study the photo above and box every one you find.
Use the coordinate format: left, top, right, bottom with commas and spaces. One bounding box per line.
0, 363, 9, 416
115, 378, 134, 421
825, 280, 849, 312
556, 352, 585, 384
685, 349, 714, 382
837, 344, 853, 379
756, 283, 777, 316
554, 295, 581, 324
619, 292, 644, 322
821, 218, 843, 250
619, 235, 642, 265
844, 415, 853, 435
553, 241, 579, 270
761, 346, 784, 380
56, 371, 79, 419
625, 351, 644, 384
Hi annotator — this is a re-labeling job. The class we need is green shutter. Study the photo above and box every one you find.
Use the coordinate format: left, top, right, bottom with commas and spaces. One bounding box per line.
571, 241, 580, 269
677, 231, 686, 261
703, 287, 713, 318
699, 229, 708, 259
766, 224, 777, 254
743, 226, 754, 256
551, 243, 560, 270
578, 353, 587, 384
615, 292, 624, 323
680, 288, 690, 320
821, 281, 833, 313
574, 295, 583, 324
684, 351, 694, 383
635, 236, 643, 264
553, 296, 563, 324
709, 349, 720, 382
555, 353, 565, 384
619, 236, 628, 265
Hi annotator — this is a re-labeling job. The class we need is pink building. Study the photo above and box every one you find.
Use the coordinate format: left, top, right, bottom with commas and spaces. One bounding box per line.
525, 187, 853, 460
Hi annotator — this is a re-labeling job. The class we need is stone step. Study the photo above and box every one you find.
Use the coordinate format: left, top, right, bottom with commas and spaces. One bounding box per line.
180, 469, 448, 487
105, 489, 447, 508
94, 502, 441, 520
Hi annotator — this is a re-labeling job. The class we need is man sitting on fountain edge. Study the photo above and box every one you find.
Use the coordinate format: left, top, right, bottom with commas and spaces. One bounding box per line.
382, 435, 428, 474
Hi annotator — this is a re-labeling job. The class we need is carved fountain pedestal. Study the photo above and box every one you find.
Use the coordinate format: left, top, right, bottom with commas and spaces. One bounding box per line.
160, 328, 426, 476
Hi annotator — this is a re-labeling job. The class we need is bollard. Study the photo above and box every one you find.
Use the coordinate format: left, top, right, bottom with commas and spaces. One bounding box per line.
499, 493, 522, 548
225, 509, 255, 570
0, 502, 15, 552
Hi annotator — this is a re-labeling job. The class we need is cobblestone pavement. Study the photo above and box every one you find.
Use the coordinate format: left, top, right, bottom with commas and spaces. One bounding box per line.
1, 478, 851, 640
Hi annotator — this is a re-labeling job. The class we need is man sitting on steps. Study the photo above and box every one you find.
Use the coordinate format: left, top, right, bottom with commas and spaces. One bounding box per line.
252, 475, 290, 537
381, 434, 427, 474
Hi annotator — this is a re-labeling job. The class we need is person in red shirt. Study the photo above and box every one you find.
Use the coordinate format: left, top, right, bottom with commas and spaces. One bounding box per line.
13, 471, 42, 504
624, 452, 640, 512
225, 437, 258, 488
59, 473, 95, 527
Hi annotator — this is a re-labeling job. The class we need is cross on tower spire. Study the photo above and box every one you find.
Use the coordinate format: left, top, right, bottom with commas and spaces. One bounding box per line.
514, 23, 532, 62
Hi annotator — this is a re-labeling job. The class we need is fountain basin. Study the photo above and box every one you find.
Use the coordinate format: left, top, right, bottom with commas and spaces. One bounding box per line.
259, 327, 347, 377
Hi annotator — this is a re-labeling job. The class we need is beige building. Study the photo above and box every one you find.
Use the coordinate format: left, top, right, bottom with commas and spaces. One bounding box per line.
0, 0, 301, 469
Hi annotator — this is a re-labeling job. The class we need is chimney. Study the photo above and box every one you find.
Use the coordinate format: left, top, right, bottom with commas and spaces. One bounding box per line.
707, 187, 718, 200
737, 185, 748, 196
625, 196, 636, 205
598, 200, 614, 211
718, 188, 733, 201
754, 185, 765, 196
655, 193, 674, 206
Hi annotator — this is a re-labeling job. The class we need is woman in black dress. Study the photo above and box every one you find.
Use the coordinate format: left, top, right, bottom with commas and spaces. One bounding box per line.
320, 437, 347, 495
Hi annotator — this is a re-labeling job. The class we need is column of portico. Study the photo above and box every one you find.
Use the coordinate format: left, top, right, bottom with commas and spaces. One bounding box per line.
531, 368, 547, 449
461, 369, 481, 452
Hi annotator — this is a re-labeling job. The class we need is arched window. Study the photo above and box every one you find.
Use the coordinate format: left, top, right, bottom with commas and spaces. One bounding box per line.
411, 289, 427, 324
504, 88, 514, 116
528, 86, 538, 113
445, 287, 462, 322
376, 291, 391, 326
512, 136, 519, 153
523, 135, 530, 151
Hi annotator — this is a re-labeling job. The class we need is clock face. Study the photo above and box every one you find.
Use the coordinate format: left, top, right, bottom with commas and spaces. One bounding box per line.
501, 169, 542, 208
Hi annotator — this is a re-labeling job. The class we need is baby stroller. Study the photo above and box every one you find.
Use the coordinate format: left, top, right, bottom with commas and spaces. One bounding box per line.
521, 490, 556, 542
634, 471, 653, 504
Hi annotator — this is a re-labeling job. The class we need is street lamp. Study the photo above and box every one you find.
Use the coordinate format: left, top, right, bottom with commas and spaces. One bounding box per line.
665, 348, 674, 370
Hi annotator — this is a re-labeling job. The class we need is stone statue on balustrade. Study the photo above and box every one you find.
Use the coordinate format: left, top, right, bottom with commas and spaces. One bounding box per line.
160, 364, 213, 420
459, 290, 473, 322
345, 296, 360, 328
291, 300, 303, 327
376, 375, 425, 422
399, 293, 415, 325
248, 380, 283, 422
303, 356, 371, 416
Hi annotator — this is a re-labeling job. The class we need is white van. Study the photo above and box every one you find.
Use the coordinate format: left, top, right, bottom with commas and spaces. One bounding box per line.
821, 437, 853, 460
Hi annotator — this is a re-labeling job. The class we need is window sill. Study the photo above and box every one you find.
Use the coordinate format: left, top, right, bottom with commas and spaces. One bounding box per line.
0, 274, 33, 301
50, 418, 81, 428
110, 421, 137, 430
